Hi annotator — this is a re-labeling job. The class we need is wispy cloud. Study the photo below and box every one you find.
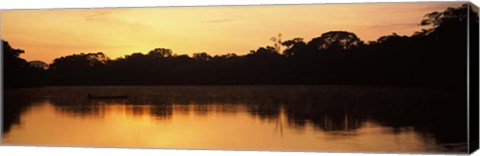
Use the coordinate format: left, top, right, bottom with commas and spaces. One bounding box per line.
84, 10, 112, 21
368, 22, 419, 30
204, 19, 234, 24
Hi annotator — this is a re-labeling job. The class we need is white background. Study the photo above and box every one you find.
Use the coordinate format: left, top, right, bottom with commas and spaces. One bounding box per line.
0, 0, 479, 156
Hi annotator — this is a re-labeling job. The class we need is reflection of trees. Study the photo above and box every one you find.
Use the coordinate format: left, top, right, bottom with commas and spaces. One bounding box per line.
5, 85, 467, 150
126, 105, 148, 117
284, 107, 365, 131
2, 94, 37, 134
149, 105, 173, 120
50, 97, 110, 118
245, 102, 281, 121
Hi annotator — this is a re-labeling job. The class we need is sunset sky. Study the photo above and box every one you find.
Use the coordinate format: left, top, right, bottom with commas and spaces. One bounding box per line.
1, 2, 463, 63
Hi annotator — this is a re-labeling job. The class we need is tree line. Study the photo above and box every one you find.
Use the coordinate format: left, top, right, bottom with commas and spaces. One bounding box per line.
3, 4, 478, 88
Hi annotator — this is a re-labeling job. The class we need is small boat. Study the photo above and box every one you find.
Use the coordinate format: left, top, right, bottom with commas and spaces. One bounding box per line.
87, 93, 128, 99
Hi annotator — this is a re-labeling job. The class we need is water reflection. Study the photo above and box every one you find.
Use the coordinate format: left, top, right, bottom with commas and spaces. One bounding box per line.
2, 86, 467, 153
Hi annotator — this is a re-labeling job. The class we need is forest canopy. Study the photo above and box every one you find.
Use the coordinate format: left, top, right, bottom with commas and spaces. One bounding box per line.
3, 4, 478, 88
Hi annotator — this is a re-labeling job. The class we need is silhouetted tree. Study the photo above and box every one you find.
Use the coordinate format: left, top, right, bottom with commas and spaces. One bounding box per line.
308, 31, 363, 51
48, 52, 109, 85
270, 33, 283, 53
412, 4, 476, 87
148, 48, 173, 58
281, 38, 307, 58
3, 40, 45, 88
192, 52, 212, 61
2, 4, 476, 87
29, 60, 49, 70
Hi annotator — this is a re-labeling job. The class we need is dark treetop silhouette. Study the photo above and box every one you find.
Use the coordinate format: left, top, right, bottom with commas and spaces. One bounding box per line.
2, 4, 477, 88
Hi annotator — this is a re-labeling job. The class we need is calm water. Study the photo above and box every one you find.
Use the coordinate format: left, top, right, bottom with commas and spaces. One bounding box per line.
2, 86, 467, 153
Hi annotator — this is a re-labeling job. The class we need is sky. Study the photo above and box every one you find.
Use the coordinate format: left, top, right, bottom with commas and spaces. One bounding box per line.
1, 2, 464, 63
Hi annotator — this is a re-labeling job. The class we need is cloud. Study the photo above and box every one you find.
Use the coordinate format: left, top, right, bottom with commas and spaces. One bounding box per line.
84, 10, 113, 21
204, 19, 234, 24
368, 22, 419, 30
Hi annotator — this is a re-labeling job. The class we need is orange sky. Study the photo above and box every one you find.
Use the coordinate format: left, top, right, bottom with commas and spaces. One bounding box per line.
1, 2, 463, 63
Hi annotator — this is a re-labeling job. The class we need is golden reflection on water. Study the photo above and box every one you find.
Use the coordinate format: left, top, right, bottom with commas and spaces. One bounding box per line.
2, 100, 443, 152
